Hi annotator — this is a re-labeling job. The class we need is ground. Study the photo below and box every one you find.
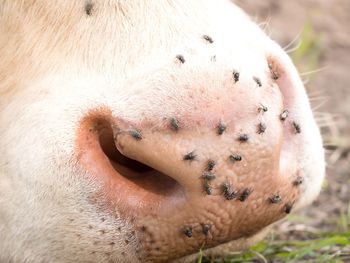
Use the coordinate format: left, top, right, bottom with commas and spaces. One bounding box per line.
199, 1, 350, 262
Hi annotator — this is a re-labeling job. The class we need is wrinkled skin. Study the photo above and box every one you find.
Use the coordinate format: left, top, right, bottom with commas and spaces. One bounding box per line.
0, 0, 325, 262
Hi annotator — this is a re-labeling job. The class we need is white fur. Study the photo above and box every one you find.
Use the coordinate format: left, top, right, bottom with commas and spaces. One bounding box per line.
0, 0, 324, 262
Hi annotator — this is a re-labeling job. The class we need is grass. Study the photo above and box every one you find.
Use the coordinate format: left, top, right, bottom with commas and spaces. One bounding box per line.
291, 20, 323, 79
196, 232, 350, 263
337, 203, 350, 233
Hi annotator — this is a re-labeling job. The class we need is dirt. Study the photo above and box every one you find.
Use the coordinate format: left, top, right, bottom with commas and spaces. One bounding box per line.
235, 0, 350, 234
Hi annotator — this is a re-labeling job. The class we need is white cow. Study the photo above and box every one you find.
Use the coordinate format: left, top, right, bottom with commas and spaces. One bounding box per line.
0, 0, 325, 262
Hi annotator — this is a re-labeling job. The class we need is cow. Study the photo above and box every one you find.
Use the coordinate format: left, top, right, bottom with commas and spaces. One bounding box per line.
0, 0, 325, 262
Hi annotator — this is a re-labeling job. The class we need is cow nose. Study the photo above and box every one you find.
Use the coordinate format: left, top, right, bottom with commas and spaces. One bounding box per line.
76, 53, 313, 262
109, 62, 302, 260
110, 97, 298, 262
114, 118, 271, 198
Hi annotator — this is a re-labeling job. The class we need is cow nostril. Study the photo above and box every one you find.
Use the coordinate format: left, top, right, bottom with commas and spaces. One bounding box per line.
93, 120, 184, 199
99, 126, 153, 174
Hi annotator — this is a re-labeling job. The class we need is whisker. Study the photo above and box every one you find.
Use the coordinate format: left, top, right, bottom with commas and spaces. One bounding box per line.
302, 77, 310, 85
308, 91, 329, 109
283, 31, 302, 51
309, 95, 328, 102
258, 17, 271, 32
311, 99, 328, 111
307, 90, 326, 98
299, 67, 328, 77
285, 39, 302, 54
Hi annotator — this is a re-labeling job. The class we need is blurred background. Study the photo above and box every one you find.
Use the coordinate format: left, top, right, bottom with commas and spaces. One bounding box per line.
205, 1, 350, 262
